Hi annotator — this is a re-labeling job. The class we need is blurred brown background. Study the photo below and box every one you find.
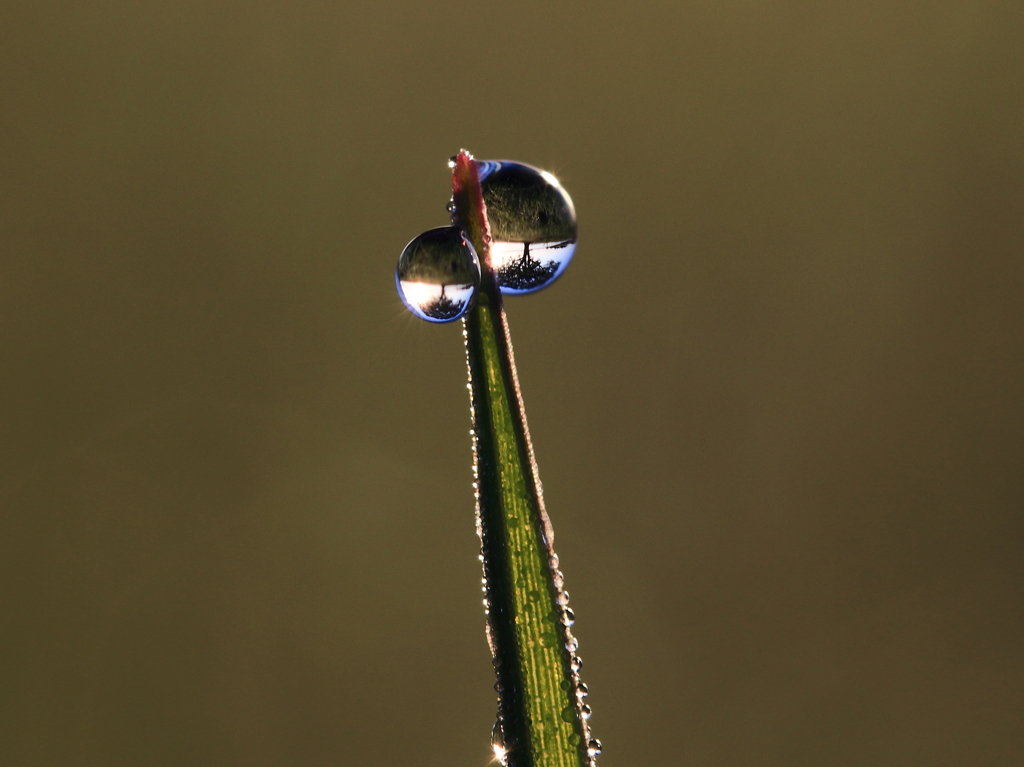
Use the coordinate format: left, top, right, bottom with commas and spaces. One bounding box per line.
1, 1, 1022, 765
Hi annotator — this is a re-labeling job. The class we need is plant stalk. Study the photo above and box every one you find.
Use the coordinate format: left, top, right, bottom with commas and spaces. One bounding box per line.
452, 151, 593, 767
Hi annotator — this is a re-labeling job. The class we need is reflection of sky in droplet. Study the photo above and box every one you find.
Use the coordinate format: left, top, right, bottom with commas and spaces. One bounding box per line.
397, 280, 475, 322
490, 240, 578, 294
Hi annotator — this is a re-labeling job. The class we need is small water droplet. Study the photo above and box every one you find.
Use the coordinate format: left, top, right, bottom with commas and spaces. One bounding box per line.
562, 607, 576, 626
576, 682, 589, 697
478, 161, 577, 294
587, 739, 602, 757
569, 733, 581, 746
491, 720, 508, 765
561, 705, 577, 723
565, 637, 579, 652
396, 226, 480, 323
571, 655, 583, 672
581, 704, 592, 719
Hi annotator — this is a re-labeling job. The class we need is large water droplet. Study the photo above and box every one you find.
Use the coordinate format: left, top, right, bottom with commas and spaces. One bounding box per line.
396, 226, 480, 322
477, 160, 577, 294
587, 739, 603, 757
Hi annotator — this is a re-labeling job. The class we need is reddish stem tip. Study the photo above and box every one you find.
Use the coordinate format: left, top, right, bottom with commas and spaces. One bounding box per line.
451, 149, 492, 253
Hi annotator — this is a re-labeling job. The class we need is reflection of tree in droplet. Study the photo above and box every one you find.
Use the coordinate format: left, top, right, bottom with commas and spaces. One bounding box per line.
395, 226, 480, 323
497, 243, 560, 292
475, 161, 578, 295
423, 285, 465, 321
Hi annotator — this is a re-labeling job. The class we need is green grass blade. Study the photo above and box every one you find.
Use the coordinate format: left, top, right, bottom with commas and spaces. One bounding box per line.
453, 152, 593, 767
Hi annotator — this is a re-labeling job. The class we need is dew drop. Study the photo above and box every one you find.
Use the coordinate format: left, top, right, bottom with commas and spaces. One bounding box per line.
396, 226, 480, 322
587, 739, 603, 757
491, 720, 508, 766
581, 704, 592, 719
571, 655, 583, 672
565, 636, 579, 652
477, 160, 577, 294
561, 705, 577, 723
576, 682, 589, 697
562, 607, 576, 626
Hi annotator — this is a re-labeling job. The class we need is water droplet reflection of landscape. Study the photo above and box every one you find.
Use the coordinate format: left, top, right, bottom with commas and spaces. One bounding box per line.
396, 226, 481, 322
477, 160, 578, 294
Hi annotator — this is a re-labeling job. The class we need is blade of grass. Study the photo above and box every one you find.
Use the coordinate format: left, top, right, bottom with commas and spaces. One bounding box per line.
453, 151, 594, 767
